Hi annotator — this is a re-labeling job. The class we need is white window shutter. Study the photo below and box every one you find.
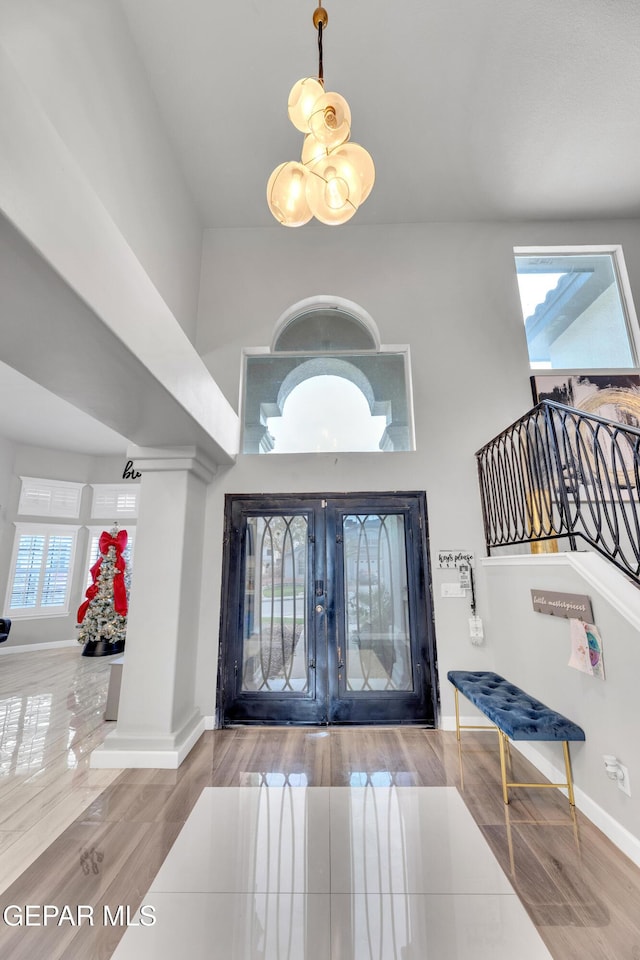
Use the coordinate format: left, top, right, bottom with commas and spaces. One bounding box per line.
10, 535, 45, 608
18, 478, 84, 518
90, 485, 139, 519
7, 524, 79, 616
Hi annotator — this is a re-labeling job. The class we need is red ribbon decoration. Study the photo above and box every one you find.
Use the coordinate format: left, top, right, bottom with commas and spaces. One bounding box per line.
77, 529, 128, 624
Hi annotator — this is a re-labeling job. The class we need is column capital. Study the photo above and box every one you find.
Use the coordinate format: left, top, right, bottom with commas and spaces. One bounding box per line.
126, 445, 217, 484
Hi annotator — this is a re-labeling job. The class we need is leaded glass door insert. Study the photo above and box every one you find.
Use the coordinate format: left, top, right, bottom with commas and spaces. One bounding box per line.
220, 493, 437, 726
241, 515, 309, 694
342, 514, 412, 693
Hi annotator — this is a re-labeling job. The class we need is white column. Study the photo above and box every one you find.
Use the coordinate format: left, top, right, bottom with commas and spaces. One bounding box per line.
91, 446, 215, 768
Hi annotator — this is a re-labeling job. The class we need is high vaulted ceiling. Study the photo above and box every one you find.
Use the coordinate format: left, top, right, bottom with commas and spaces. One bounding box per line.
2, 0, 640, 457
120, 0, 640, 228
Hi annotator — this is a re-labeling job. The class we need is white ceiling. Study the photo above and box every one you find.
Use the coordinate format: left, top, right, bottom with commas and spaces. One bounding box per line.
120, 0, 640, 228
4, 0, 640, 455
0, 362, 128, 456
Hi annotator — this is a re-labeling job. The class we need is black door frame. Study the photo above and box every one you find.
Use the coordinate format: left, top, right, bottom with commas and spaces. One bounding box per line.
217, 491, 439, 727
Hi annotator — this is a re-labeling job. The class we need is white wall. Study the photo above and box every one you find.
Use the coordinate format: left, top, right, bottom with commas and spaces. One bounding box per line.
194, 217, 640, 721
481, 554, 640, 853
0, 435, 16, 603
0, 0, 202, 340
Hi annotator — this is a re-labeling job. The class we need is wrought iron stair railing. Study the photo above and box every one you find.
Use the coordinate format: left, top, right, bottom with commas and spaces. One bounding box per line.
476, 400, 640, 585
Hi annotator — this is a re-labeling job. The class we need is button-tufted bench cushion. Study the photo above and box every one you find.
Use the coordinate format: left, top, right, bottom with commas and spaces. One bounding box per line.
447, 671, 585, 742
448, 670, 585, 807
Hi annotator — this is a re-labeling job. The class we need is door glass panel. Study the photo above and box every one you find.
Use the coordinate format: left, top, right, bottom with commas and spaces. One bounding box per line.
342, 515, 413, 691
242, 516, 308, 692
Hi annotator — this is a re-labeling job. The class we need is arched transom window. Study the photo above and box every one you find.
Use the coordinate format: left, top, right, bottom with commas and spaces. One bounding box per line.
242, 298, 414, 454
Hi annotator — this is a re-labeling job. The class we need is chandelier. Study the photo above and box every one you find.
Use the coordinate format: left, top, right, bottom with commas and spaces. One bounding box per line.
267, 2, 375, 227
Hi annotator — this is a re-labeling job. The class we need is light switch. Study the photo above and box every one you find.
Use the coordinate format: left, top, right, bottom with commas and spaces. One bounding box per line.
441, 583, 466, 598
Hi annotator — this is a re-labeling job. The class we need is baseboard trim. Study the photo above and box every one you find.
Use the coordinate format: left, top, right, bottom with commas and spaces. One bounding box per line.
440, 714, 640, 869
0, 639, 78, 655
512, 740, 640, 869
90, 713, 206, 769
204, 715, 216, 731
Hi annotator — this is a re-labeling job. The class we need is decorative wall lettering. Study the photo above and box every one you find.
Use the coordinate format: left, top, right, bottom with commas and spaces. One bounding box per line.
437, 549, 475, 569
531, 589, 593, 621
122, 460, 142, 480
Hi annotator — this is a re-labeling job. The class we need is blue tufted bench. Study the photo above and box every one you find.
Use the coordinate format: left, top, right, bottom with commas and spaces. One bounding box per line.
447, 670, 585, 807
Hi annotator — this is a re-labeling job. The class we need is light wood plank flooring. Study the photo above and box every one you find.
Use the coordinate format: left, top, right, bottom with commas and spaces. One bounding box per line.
0, 647, 639, 958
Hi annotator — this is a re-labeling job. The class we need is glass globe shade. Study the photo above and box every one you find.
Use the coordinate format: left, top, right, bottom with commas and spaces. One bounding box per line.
267, 162, 312, 227
308, 92, 351, 149
328, 142, 375, 203
287, 77, 325, 132
306, 155, 362, 225
301, 133, 329, 168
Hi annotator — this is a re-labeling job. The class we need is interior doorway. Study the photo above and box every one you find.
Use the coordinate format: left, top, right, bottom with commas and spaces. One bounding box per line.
218, 492, 438, 726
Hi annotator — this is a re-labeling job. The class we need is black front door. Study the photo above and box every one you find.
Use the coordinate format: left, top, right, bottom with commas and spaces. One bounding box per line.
219, 493, 438, 726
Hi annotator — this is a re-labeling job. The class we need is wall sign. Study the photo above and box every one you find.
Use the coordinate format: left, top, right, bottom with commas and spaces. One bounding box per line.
437, 550, 474, 569
531, 589, 593, 621
122, 459, 142, 480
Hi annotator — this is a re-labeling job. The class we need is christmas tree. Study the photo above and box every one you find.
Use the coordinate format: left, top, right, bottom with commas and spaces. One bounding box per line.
77, 524, 129, 657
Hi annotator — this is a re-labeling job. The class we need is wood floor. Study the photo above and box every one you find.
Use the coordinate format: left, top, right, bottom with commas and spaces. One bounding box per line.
0, 647, 639, 958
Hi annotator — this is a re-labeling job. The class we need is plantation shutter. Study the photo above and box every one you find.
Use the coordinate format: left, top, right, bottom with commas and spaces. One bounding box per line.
18, 478, 83, 518
7, 525, 79, 615
10, 535, 45, 608
41, 535, 74, 607
90, 485, 139, 519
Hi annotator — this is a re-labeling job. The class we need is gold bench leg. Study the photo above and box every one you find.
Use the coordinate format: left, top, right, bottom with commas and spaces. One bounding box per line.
563, 741, 576, 807
498, 731, 510, 805
454, 688, 461, 741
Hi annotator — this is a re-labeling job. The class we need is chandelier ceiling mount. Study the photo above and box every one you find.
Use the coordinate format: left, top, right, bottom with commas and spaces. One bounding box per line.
267, 2, 375, 227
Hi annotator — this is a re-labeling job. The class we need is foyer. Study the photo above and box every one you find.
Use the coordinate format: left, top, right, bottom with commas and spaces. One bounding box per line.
0, 650, 637, 959
1, 6, 640, 958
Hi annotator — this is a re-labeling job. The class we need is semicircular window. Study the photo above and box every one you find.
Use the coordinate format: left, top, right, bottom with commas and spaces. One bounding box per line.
242, 304, 413, 454
274, 308, 377, 352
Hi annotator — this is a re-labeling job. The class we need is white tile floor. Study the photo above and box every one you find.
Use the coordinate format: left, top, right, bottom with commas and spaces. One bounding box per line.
112, 786, 553, 959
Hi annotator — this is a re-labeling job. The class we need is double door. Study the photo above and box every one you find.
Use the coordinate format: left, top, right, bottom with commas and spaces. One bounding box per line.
219, 493, 438, 726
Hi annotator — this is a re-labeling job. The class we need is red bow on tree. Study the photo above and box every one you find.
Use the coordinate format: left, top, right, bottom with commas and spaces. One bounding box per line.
77, 529, 128, 624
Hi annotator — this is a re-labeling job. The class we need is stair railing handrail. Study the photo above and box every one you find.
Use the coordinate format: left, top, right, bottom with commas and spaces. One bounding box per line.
475, 399, 640, 584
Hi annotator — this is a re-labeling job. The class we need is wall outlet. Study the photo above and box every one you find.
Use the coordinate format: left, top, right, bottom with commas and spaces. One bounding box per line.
618, 763, 632, 797
603, 755, 632, 796
469, 616, 484, 643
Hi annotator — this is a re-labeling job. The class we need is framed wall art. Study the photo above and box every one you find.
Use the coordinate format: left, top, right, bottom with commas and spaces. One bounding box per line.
531, 373, 640, 428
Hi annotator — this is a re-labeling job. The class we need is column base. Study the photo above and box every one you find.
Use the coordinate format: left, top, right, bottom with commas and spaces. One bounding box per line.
90, 710, 205, 769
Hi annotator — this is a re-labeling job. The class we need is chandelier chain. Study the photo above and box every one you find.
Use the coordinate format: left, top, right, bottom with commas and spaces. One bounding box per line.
318, 20, 324, 83
313, 3, 328, 83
